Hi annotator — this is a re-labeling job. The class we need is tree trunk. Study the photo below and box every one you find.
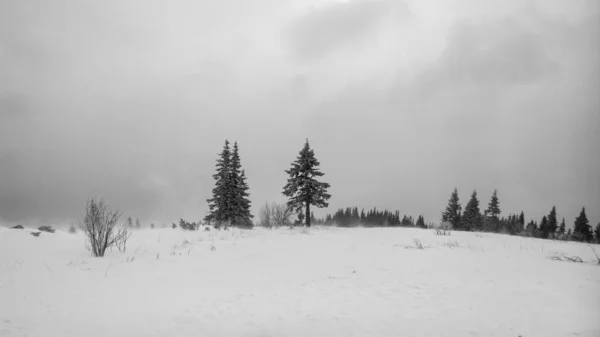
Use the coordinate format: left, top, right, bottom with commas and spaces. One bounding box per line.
305, 202, 311, 227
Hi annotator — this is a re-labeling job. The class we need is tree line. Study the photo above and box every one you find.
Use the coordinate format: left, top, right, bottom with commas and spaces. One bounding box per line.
441, 188, 599, 243
204, 139, 599, 244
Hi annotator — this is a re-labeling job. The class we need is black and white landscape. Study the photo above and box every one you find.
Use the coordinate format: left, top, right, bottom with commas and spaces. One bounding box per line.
1, 0, 599, 336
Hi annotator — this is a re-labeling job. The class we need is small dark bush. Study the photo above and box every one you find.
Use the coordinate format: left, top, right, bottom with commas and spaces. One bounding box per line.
172, 223, 177, 229
30, 231, 41, 237
11, 225, 24, 229
38, 226, 55, 233
179, 219, 199, 231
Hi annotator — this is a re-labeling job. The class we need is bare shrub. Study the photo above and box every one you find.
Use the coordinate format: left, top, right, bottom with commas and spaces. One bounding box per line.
259, 202, 294, 228
258, 202, 273, 228
78, 197, 131, 257
413, 237, 424, 249
38, 225, 55, 233
68, 222, 77, 234
273, 203, 294, 227
548, 253, 583, 263
444, 240, 460, 248
433, 222, 452, 236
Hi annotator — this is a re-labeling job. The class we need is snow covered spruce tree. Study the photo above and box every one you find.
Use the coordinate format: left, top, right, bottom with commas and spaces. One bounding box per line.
461, 191, 482, 231
205, 140, 232, 227
484, 190, 501, 231
572, 207, 593, 242
544, 206, 558, 238
205, 140, 253, 228
441, 188, 462, 230
229, 141, 253, 228
282, 139, 331, 227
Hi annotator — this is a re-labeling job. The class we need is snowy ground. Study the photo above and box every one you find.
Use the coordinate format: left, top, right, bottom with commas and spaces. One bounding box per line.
1, 225, 599, 337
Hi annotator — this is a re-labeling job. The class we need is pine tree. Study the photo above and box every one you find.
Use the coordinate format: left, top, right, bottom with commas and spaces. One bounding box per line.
572, 207, 592, 242
282, 139, 331, 227
547, 206, 558, 238
360, 209, 366, 223
205, 140, 232, 225
558, 218, 566, 235
566, 228, 572, 240
351, 207, 359, 225
135, 218, 141, 229
462, 191, 482, 231
416, 215, 426, 228
518, 211, 525, 233
126, 216, 133, 228
539, 216, 549, 238
594, 223, 600, 244
229, 142, 253, 228
486, 190, 501, 219
442, 188, 462, 230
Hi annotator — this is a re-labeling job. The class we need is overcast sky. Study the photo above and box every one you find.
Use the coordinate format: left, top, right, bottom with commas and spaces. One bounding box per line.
1, 0, 599, 228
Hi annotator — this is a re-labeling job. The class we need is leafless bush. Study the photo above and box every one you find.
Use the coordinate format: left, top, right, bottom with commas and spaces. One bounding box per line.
548, 253, 583, 263
259, 202, 294, 228
413, 238, 424, 249
433, 222, 452, 236
258, 202, 273, 228
273, 203, 293, 227
68, 222, 77, 233
38, 225, 55, 233
444, 240, 460, 248
78, 197, 131, 257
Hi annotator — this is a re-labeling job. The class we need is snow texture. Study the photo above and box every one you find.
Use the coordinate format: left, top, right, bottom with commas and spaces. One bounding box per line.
1, 225, 599, 337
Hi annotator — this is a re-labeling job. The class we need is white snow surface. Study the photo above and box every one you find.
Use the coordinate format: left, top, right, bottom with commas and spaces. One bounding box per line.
1, 225, 599, 337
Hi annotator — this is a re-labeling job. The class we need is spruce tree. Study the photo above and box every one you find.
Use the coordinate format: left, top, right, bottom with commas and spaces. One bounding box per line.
558, 218, 566, 235
594, 223, 600, 244
518, 211, 525, 233
205, 140, 232, 225
539, 216, 549, 238
566, 228, 572, 240
416, 215, 426, 228
462, 191, 482, 231
229, 142, 253, 228
360, 209, 366, 223
442, 188, 462, 230
547, 206, 558, 237
282, 139, 331, 227
486, 190, 501, 219
572, 207, 592, 242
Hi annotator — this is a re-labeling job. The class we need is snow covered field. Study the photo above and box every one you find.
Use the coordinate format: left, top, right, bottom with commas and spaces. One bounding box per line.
1, 225, 599, 337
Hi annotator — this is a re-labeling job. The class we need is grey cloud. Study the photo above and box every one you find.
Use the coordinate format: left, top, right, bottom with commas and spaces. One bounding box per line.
285, 0, 401, 61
